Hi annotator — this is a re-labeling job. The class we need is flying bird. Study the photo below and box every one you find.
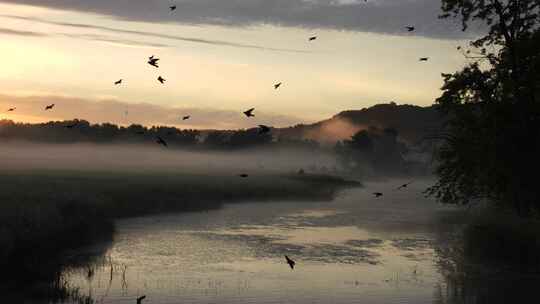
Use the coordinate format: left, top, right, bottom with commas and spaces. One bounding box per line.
373, 192, 383, 198
243, 108, 255, 117
419, 57, 429, 61
148, 56, 160, 68
285, 255, 295, 269
239, 174, 249, 178
170, 5, 177, 11
136, 295, 146, 304
405, 26, 415, 32
114, 79, 122, 85
274, 82, 282, 90
309, 36, 317, 41
156, 136, 168, 147
397, 181, 413, 190
7, 107, 15, 112
45, 104, 55, 110
157, 76, 166, 84
182, 115, 190, 120
258, 125, 271, 134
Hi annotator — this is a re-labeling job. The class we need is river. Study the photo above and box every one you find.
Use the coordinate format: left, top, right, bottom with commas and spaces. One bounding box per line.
60, 178, 504, 304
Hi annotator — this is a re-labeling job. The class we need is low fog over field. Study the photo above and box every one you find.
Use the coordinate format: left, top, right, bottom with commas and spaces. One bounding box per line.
0, 142, 337, 174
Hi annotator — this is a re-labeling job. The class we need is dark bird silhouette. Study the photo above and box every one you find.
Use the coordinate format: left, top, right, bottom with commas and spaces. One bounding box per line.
148, 56, 160, 68
114, 79, 122, 85
182, 115, 190, 120
45, 104, 55, 110
258, 125, 271, 134
157, 76, 166, 84
170, 5, 177, 11
419, 57, 429, 61
373, 192, 383, 198
243, 108, 255, 117
285, 255, 295, 269
239, 174, 249, 178
156, 136, 168, 147
64, 122, 78, 129
397, 181, 413, 190
136, 295, 146, 304
405, 26, 415, 32
274, 82, 282, 90
7, 107, 15, 112
309, 36, 317, 41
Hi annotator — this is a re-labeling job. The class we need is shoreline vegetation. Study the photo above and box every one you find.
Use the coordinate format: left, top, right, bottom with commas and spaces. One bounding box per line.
0, 170, 360, 301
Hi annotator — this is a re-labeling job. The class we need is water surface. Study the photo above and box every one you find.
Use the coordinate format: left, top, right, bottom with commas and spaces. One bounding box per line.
64, 178, 471, 304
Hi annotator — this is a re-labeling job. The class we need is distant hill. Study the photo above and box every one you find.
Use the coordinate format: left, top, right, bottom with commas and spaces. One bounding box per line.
276, 103, 442, 144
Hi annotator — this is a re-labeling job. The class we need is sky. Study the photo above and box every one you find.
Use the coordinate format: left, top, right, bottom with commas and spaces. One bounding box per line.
0, 0, 474, 129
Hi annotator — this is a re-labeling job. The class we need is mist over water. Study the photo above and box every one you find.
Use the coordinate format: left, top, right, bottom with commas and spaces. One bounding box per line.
3, 143, 535, 304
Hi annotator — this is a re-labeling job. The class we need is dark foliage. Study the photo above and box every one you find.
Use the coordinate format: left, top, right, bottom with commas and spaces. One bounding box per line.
427, 0, 540, 216
335, 126, 408, 174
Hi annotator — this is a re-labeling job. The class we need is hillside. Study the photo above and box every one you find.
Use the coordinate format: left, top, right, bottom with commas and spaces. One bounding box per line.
275, 103, 442, 144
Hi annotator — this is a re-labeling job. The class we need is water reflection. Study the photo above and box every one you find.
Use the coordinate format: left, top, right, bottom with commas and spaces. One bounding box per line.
434, 232, 540, 304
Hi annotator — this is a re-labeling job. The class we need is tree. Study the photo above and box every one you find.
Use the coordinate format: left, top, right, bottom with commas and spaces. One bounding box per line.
336, 127, 407, 174
427, 0, 540, 216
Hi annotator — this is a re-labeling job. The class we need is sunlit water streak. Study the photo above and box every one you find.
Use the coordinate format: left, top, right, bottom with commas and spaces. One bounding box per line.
63, 178, 466, 304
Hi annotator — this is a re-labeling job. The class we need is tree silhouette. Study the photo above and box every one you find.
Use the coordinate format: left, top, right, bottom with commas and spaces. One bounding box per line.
427, 0, 540, 216
336, 127, 407, 174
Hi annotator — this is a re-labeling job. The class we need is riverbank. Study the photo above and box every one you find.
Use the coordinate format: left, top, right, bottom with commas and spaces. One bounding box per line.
0, 170, 360, 300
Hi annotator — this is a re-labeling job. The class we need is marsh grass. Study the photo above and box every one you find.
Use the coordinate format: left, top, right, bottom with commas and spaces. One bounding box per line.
0, 169, 359, 300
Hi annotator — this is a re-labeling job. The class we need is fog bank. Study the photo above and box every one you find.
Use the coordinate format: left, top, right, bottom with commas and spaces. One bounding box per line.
0, 142, 337, 174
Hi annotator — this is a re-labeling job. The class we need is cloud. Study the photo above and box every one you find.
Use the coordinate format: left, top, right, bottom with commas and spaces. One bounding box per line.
0, 23, 171, 48
1, 14, 311, 52
0, 94, 304, 129
60, 33, 171, 48
0, 0, 476, 39
0, 26, 46, 36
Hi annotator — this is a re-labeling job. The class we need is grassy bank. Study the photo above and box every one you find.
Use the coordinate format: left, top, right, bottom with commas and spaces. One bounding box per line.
0, 170, 359, 296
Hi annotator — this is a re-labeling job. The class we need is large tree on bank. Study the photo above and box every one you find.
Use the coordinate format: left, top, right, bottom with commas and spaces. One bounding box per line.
427, 0, 540, 216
